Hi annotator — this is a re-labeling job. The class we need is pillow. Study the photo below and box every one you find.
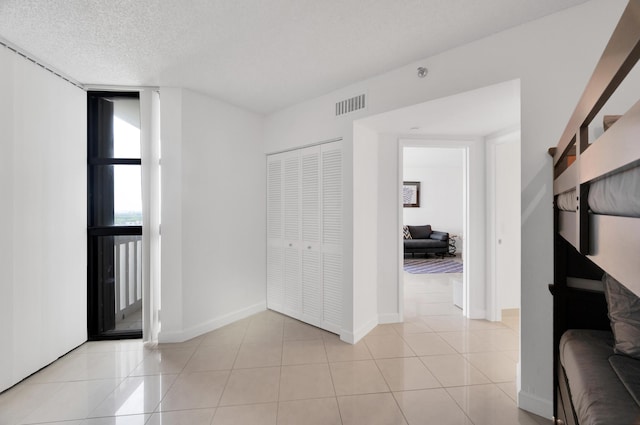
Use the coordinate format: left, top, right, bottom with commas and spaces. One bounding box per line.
403, 226, 412, 240
408, 225, 432, 239
603, 273, 640, 358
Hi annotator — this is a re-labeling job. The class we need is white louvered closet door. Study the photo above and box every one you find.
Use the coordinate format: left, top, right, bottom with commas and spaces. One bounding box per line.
301, 147, 322, 324
321, 143, 343, 333
283, 153, 302, 317
266, 141, 342, 334
266, 156, 284, 311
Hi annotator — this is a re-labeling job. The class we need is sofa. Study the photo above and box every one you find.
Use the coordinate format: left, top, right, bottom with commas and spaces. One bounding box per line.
403, 225, 449, 258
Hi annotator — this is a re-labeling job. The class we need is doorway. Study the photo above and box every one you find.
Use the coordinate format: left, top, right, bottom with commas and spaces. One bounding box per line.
87, 91, 143, 340
399, 142, 469, 319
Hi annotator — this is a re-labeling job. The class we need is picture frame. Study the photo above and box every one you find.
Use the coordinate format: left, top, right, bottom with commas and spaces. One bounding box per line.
403, 181, 420, 208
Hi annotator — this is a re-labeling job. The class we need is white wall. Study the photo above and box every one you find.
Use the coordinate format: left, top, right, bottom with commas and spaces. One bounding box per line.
263, 1, 633, 417
377, 134, 401, 323
159, 88, 266, 342
0, 46, 87, 392
403, 148, 463, 243
349, 124, 380, 341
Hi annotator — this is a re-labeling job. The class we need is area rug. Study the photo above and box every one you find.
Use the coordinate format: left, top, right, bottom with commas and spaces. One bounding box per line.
403, 258, 463, 274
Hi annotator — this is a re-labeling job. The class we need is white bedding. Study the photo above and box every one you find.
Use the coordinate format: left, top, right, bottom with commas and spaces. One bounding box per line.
589, 166, 640, 217
556, 166, 640, 217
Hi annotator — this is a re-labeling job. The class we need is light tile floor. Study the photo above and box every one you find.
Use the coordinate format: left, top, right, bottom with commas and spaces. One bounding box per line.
0, 272, 550, 425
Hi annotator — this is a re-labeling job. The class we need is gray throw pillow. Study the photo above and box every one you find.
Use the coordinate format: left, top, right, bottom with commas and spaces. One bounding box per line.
603, 273, 640, 358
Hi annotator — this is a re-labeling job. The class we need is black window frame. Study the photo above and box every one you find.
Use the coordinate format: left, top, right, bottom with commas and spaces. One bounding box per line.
87, 90, 143, 340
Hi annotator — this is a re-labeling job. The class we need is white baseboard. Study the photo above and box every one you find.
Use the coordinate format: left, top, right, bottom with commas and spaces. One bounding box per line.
158, 301, 266, 343
378, 313, 401, 324
518, 390, 552, 419
341, 317, 378, 344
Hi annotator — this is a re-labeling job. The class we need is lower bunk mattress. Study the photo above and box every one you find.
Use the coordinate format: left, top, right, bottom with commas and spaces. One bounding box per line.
560, 329, 640, 425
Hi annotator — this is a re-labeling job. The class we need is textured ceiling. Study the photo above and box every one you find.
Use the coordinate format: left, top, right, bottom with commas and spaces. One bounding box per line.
0, 0, 589, 114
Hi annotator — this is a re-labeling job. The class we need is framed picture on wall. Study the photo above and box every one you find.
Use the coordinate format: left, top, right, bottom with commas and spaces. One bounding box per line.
403, 181, 420, 208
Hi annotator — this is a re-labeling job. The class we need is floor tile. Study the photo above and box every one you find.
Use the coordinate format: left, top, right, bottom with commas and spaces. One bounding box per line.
497, 381, 517, 402
323, 337, 372, 362
28, 351, 144, 383
394, 388, 472, 425
31, 421, 83, 425
420, 316, 469, 332
156, 370, 229, 411
129, 348, 194, 376
329, 360, 389, 396
364, 334, 415, 359
212, 402, 278, 425
282, 339, 327, 365
0, 274, 530, 425
375, 357, 441, 391
447, 384, 540, 425
338, 393, 407, 425
81, 414, 150, 425
283, 321, 326, 341
464, 352, 517, 382
22, 379, 122, 423
219, 367, 280, 406
391, 322, 433, 335
0, 381, 65, 424
420, 354, 490, 387
200, 325, 247, 347
234, 342, 282, 368
183, 344, 239, 372
90, 374, 177, 417
402, 333, 456, 356
243, 324, 284, 345
440, 329, 518, 353
277, 397, 342, 425
416, 302, 462, 316
279, 364, 335, 401
146, 408, 216, 425
367, 324, 400, 336
76, 340, 145, 353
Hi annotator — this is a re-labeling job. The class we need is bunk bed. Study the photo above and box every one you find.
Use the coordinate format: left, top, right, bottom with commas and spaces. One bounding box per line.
550, 1, 640, 424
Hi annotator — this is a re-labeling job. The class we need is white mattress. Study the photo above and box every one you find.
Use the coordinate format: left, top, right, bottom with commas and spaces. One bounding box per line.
556, 166, 640, 217
589, 166, 640, 217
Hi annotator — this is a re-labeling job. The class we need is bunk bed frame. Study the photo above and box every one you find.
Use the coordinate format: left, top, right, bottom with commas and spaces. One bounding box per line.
550, 1, 640, 424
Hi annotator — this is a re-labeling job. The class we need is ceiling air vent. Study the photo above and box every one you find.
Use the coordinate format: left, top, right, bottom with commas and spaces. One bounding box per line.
335, 93, 366, 117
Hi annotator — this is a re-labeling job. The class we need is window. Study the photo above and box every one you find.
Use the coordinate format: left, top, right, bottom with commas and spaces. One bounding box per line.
87, 91, 142, 339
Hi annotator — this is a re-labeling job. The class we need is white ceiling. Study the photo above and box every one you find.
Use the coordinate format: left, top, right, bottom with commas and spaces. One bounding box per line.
359, 79, 520, 137
0, 0, 588, 114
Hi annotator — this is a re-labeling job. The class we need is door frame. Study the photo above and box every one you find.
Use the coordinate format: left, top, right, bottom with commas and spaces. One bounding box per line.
398, 138, 470, 319
485, 127, 521, 322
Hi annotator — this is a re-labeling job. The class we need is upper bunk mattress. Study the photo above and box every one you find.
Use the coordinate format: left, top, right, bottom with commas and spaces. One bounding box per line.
556, 166, 640, 217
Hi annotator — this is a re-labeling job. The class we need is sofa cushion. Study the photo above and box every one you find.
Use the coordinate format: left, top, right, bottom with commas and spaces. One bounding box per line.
403, 226, 412, 240
403, 239, 447, 249
407, 225, 431, 239
603, 273, 640, 359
